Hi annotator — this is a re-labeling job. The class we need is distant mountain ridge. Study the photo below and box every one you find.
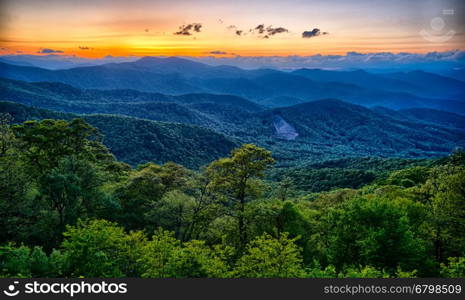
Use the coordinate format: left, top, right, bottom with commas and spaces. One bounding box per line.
1, 57, 464, 114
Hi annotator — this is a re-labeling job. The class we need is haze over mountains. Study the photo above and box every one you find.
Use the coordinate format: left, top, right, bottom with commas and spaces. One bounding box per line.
0, 56, 464, 167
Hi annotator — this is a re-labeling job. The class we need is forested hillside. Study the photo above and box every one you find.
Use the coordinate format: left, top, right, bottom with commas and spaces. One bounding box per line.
1, 115, 464, 278
0, 101, 237, 168
1, 56, 464, 279
2, 77, 464, 167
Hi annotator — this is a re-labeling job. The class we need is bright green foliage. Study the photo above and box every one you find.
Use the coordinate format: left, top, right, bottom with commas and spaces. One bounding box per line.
440, 257, 465, 278
386, 166, 431, 187
166, 240, 233, 278
234, 233, 305, 278
421, 166, 465, 261
61, 219, 146, 277
139, 229, 181, 278
306, 263, 338, 278
139, 229, 234, 278
0, 244, 50, 277
340, 266, 389, 278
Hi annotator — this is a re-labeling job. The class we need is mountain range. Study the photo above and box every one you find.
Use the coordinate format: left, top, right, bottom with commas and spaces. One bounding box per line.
1, 79, 464, 167
1, 57, 464, 114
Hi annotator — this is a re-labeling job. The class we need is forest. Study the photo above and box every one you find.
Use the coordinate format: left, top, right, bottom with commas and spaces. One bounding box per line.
1, 115, 464, 278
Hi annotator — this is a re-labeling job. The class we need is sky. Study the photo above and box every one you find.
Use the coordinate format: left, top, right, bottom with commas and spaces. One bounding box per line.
0, 0, 464, 58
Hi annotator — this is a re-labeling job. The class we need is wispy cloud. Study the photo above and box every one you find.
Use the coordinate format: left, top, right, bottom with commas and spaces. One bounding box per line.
227, 25, 244, 36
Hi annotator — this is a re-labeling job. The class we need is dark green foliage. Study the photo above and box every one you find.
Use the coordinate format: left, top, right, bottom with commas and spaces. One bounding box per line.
0, 101, 237, 168
270, 157, 432, 193
324, 197, 430, 274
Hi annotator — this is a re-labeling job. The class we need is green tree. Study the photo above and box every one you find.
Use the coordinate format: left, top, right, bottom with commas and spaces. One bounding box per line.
234, 232, 305, 278
167, 240, 233, 278
0, 244, 52, 277
0, 155, 34, 244
386, 166, 431, 187
139, 229, 181, 278
325, 196, 429, 275
0, 113, 15, 156
116, 162, 189, 230
12, 118, 108, 175
440, 257, 465, 277
421, 166, 465, 261
61, 219, 146, 277
39, 156, 108, 229
207, 144, 275, 250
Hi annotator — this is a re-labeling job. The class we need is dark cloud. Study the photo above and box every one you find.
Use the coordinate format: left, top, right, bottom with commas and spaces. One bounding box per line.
267, 27, 288, 36
209, 50, 228, 55
302, 28, 328, 38
174, 23, 202, 36
227, 25, 245, 36
255, 24, 266, 34
78, 46, 92, 50
144, 28, 149, 32
37, 48, 64, 54
253, 24, 288, 38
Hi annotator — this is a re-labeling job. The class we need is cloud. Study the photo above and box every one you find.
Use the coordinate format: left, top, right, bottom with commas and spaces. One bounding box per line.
255, 24, 266, 34
253, 24, 289, 38
185, 50, 465, 71
37, 48, 64, 54
227, 25, 244, 36
78, 46, 93, 50
174, 23, 202, 36
302, 28, 328, 38
209, 50, 228, 55
267, 27, 288, 35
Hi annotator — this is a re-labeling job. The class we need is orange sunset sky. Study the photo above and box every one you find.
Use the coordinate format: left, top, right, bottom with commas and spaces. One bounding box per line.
0, 0, 464, 58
